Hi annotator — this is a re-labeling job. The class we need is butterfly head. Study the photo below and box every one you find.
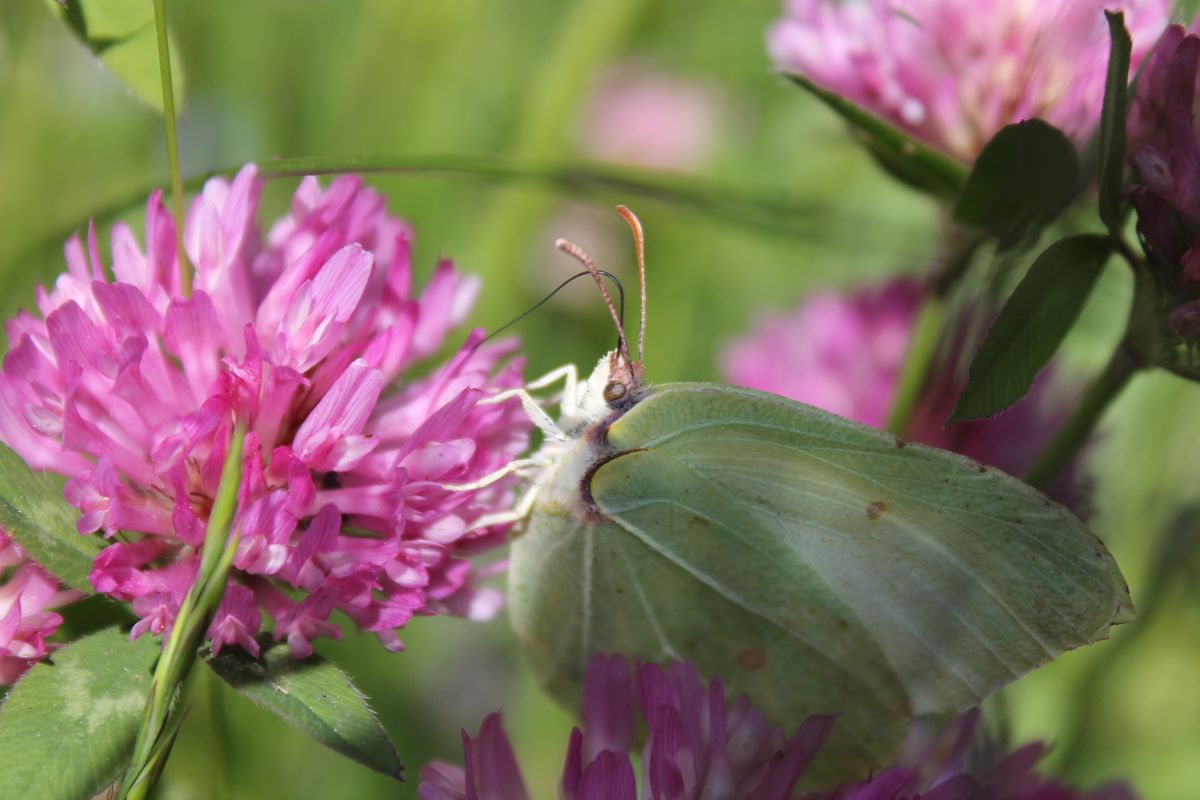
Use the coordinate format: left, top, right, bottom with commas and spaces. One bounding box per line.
569, 348, 644, 427
556, 204, 649, 418
600, 348, 645, 410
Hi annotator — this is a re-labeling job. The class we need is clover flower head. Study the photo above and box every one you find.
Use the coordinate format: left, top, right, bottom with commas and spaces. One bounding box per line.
0, 165, 530, 658
768, 0, 1170, 162
421, 654, 1134, 799
420, 653, 833, 800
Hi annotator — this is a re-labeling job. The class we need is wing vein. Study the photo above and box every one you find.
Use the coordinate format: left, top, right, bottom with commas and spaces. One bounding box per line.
663, 427, 1099, 636
607, 511, 908, 716
615, 489, 1011, 698
581, 523, 595, 674
612, 534, 682, 661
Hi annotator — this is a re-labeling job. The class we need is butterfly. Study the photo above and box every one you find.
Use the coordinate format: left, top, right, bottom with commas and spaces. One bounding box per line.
453, 206, 1132, 779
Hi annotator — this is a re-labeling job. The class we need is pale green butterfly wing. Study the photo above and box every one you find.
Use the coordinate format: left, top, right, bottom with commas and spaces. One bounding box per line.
508, 382, 1131, 778
510, 451, 910, 771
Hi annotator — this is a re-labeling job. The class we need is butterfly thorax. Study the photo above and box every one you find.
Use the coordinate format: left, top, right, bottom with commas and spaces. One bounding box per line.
530, 350, 647, 522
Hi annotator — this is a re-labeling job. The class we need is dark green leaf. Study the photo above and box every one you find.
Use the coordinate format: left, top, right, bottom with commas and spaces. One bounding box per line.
44, 0, 184, 112
0, 444, 100, 593
57, 595, 138, 641
954, 120, 1080, 245
0, 626, 158, 799
785, 74, 967, 200
204, 641, 404, 781
1099, 12, 1133, 232
952, 235, 1113, 421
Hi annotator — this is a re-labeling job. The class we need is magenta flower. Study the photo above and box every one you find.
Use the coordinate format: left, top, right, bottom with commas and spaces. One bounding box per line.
0, 166, 529, 658
418, 713, 531, 800
1124, 23, 1200, 341
768, 0, 1170, 162
1127, 18, 1200, 157
419, 653, 834, 800
722, 281, 922, 430
808, 710, 1136, 800
422, 655, 1134, 799
1127, 23, 1200, 223
0, 529, 81, 683
720, 280, 1078, 498
578, 65, 725, 172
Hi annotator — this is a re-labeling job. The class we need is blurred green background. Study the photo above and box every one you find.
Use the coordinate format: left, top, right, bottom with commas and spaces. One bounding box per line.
1, 1, 1199, 798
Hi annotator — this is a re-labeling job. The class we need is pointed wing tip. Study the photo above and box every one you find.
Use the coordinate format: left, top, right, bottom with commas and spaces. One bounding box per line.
1111, 597, 1136, 627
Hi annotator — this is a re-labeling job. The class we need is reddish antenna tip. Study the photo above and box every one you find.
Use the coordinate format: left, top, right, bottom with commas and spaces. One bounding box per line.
615, 206, 647, 365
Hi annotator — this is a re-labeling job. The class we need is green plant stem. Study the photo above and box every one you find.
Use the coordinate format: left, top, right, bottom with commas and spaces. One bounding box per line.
11, 154, 842, 280
1023, 344, 1138, 491
885, 223, 984, 436
120, 424, 245, 800
885, 293, 946, 435
152, 0, 191, 296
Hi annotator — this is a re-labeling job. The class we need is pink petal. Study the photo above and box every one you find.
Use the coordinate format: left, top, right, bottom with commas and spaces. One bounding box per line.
575, 750, 636, 800
581, 653, 636, 765
466, 714, 529, 800
163, 291, 224, 399
208, 584, 262, 657
293, 360, 384, 472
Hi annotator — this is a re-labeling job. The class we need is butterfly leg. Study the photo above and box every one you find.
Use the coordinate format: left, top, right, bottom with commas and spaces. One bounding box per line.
478, 388, 564, 441
524, 363, 579, 394
463, 480, 541, 533
437, 458, 539, 492
479, 364, 580, 424
524, 363, 581, 416
452, 365, 580, 532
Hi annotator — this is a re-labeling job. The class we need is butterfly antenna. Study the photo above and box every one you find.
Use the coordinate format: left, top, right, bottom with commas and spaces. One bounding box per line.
556, 238, 633, 366
615, 205, 646, 364
480, 269, 625, 346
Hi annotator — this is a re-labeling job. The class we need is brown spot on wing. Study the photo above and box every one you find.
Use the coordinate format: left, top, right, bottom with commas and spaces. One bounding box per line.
867, 501, 888, 520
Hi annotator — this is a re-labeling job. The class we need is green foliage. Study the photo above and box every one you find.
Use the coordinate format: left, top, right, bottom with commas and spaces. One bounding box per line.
953, 235, 1114, 421
954, 120, 1080, 246
203, 641, 404, 781
0, 444, 100, 593
786, 74, 967, 200
1098, 12, 1133, 233
0, 626, 159, 799
44, 0, 184, 112
511, 382, 1131, 780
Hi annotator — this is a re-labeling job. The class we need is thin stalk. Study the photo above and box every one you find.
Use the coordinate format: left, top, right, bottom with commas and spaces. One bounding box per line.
152, 0, 192, 295
886, 294, 946, 435
10, 154, 844, 280
120, 424, 246, 800
885, 222, 984, 436
1023, 344, 1138, 490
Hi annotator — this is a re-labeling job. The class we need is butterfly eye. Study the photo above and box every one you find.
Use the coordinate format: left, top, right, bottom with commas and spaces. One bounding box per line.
603, 381, 627, 403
